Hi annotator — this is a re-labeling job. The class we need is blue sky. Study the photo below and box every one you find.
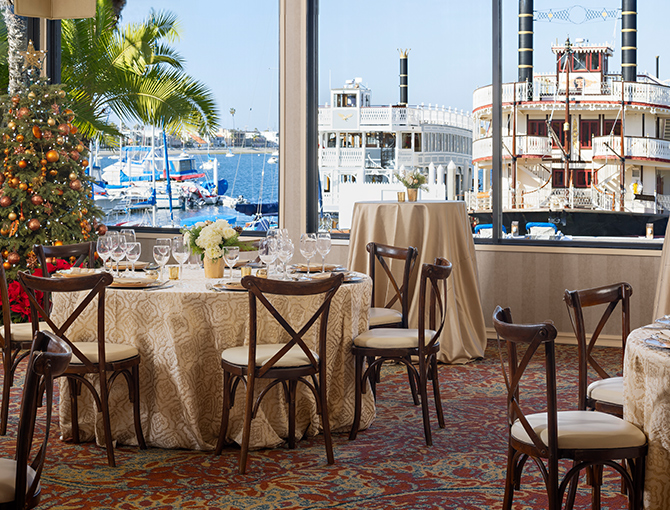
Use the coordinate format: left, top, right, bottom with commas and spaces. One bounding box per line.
119, 1, 670, 131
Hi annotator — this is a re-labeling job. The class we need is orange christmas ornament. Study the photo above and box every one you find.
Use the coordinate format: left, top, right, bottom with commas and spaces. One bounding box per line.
32, 125, 42, 139
46, 150, 59, 163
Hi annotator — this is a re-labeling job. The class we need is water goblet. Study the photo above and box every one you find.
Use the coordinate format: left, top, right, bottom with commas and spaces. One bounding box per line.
266, 227, 280, 275
96, 235, 112, 272
120, 229, 136, 271
299, 233, 317, 276
153, 243, 170, 280
278, 238, 294, 280
317, 232, 331, 273
259, 238, 277, 276
172, 236, 190, 279
126, 242, 141, 273
224, 247, 239, 281
110, 233, 127, 277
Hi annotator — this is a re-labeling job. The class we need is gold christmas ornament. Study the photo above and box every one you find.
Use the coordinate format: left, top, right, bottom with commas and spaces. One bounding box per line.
49, 169, 57, 176
56, 136, 64, 144
7, 121, 15, 130
69, 172, 77, 180
15, 134, 24, 143
27, 91, 36, 100
45, 149, 59, 162
47, 118, 55, 126
8, 212, 16, 221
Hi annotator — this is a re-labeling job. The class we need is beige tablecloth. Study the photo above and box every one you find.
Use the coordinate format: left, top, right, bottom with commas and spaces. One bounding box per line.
624, 326, 670, 509
653, 233, 670, 319
51, 268, 375, 451
347, 200, 486, 364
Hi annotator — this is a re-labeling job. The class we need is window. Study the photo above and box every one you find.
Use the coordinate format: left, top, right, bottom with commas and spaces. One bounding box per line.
574, 169, 592, 188
573, 53, 587, 71
604, 119, 621, 136
414, 133, 422, 152
366, 132, 380, 148
588, 53, 601, 71
528, 119, 548, 137
402, 133, 412, 149
580, 119, 599, 147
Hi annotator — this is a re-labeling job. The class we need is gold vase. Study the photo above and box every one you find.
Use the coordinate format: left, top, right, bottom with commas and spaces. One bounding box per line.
407, 188, 418, 202
203, 256, 224, 278
397, 191, 406, 202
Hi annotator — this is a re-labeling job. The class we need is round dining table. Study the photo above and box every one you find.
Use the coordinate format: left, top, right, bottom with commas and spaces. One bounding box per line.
51, 267, 375, 451
624, 325, 670, 509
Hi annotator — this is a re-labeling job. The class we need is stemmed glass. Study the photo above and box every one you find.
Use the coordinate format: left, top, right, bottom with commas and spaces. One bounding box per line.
110, 233, 127, 277
126, 242, 141, 273
172, 236, 190, 279
96, 235, 112, 272
278, 237, 294, 280
299, 233, 317, 276
259, 237, 277, 275
266, 227, 280, 276
120, 229, 136, 271
153, 242, 171, 280
224, 247, 239, 282
317, 232, 331, 273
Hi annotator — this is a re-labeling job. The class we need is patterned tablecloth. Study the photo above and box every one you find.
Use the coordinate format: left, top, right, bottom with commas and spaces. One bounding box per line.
51, 267, 375, 451
624, 326, 670, 509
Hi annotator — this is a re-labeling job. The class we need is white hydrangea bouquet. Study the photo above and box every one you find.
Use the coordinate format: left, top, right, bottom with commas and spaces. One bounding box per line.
182, 219, 253, 260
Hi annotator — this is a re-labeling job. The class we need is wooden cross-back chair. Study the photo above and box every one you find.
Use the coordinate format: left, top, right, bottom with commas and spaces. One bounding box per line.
367, 242, 418, 329
493, 306, 646, 510
564, 282, 632, 418
0, 255, 51, 436
0, 330, 71, 509
18, 271, 146, 468
349, 257, 452, 446
214, 273, 344, 474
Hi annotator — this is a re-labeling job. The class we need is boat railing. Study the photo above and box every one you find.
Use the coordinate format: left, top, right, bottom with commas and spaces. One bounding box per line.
656, 194, 670, 213
473, 135, 551, 161
474, 79, 670, 112
590, 184, 616, 211
593, 135, 670, 163
319, 148, 365, 168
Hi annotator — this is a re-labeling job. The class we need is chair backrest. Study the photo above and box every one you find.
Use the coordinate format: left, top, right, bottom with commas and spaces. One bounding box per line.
0, 255, 12, 351
241, 274, 344, 378
34, 242, 95, 277
416, 257, 453, 352
366, 242, 418, 328
564, 282, 632, 410
18, 271, 113, 373
493, 306, 559, 459
15, 330, 72, 508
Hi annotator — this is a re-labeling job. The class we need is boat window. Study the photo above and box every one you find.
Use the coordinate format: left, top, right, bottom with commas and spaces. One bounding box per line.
414, 133, 422, 152
365, 132, 381, 148
382, 133, 396, 149
402, 133, 412, 149
528, 119, 548, 137
327, 133, 336, 148
604, 119, 621, 137
580, 119, 599, 148
588, 52, 601, 72
573, 53, 587, 71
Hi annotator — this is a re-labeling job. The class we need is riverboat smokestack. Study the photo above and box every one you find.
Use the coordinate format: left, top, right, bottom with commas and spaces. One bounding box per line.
518, 0, 533, 83
622, 0, 637, 82
399, 49, 409, 106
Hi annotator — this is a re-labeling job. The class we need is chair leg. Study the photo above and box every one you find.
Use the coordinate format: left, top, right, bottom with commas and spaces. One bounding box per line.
366, 356, 377, 397
349, 353, 364, 441
215, 370, 231, 455
502, 445, 517, 510
68, 377, 81, 444
405, 355, 420, 405
287, 380, 297, 450
586, 464, 603, 509
319, 370, 334, 465
430, 355, 445, 428
130, 365, 146, 449
417, 358, 432, 446
239, 374, 255, 474
0, 352, 12, 436
98, 375, 116, 468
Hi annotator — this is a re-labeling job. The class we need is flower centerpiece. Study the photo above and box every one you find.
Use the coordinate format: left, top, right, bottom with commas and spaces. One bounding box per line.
394, 168, 428, 201
182, 219, 255, 278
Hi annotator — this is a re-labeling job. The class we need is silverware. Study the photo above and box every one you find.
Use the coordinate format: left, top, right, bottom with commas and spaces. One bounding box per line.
143, 281, 172, 291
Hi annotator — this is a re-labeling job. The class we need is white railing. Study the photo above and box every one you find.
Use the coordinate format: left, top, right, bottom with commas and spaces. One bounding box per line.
320, 105, 473, 131
473, 135, 551, 161
590, 186, 615, 211
657, 194, 670, 213
592, 136, 670, 162
318, 148, 364, 167
473, 79, 670, 112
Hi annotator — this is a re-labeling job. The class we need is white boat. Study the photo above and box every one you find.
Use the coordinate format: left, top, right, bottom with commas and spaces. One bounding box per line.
267, 156, 277, 164
469, 4, 670, 236
318, 59, 473, 229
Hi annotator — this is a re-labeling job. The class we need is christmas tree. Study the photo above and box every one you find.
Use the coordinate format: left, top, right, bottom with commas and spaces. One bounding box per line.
0, 42, 103, 282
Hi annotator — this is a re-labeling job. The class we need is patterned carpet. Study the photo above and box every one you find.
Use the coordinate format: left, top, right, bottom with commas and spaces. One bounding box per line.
1, 340, 630, 509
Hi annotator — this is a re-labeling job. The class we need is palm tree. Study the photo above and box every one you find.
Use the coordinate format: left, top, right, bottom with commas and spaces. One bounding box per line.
61, 0, 218, 141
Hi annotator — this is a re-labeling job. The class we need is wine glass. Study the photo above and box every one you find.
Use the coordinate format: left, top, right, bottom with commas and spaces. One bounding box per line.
224, 247, 239, 282
96, 235, 112, 272
266, 227, 280, 275
317, 232, 331, 273
277, 238, 294, 280
299, 233, 317, 276
172, 236, 190, 279
110, 233, 127, 277
153, 243, 170, 280
120, 229, 136, 271
259, 238, 277, 275
126, 242, 141, 273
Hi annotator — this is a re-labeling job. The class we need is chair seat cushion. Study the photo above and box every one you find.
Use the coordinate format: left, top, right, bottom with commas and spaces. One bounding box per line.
10, 322, 51, 343
369, 307, 402, 327
222, 344, 317, 368
511, 410, 646, 450
353, 328, 436, 349
0, 457, 38, 503
70, 342, 139, 364
588, 376, 623, 406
